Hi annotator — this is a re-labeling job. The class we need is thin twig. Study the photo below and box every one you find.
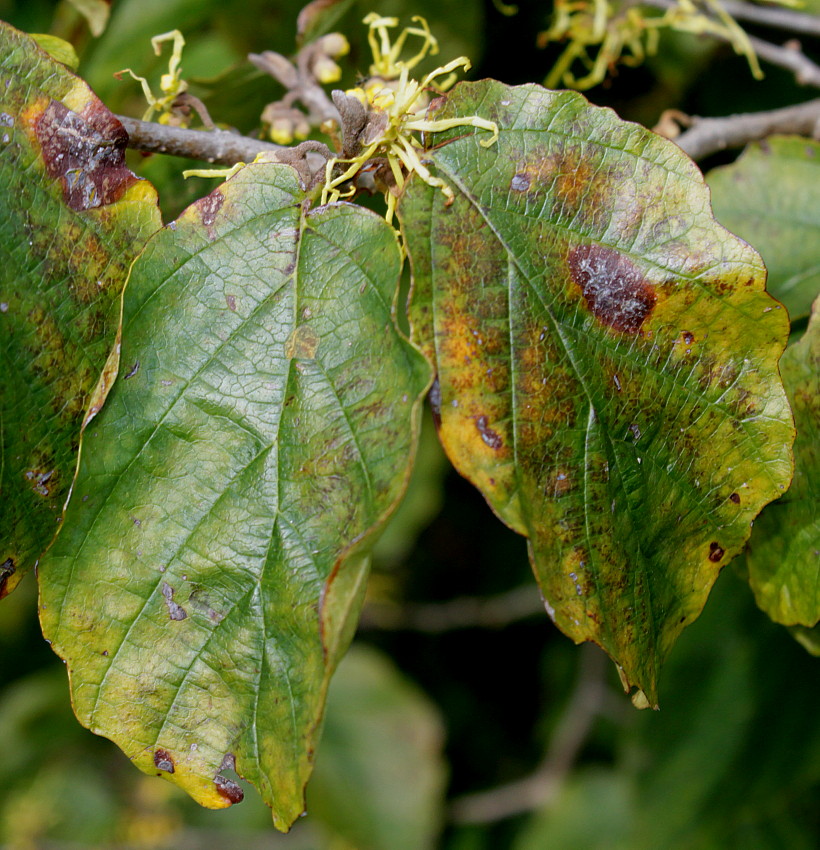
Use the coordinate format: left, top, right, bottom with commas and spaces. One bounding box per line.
748, 34, 820, 86
671, 97, 820, 160
116, 115, 283, 164
250, 46, 341, 126
449, 644, 609, 824
719, 0, 820, 38
359, 585, 547, 633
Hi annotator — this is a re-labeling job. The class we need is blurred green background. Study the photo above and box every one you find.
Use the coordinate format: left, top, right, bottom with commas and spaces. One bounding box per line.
1, 0, 819, 847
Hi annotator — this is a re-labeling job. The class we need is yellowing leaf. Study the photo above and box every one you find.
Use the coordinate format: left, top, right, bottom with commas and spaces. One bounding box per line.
400, 81, 793, 705
38, 162, 431, 828
0, 22, 160, 598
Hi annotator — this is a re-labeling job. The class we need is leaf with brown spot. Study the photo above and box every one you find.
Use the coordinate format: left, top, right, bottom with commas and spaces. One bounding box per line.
747, 296, 820, 630
0, 21, 161, 596
38, 162, 431, 829
400, 81, 794, 705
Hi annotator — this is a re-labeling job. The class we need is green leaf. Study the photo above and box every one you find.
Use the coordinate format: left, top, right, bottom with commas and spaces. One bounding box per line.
746, 295, 820, 627
707, 136, 820, 321
372, 408, 449, 566
399, 80, 793, 705
790, 622, 820, 657
626, 568, 820, 846
514, 770, 634, 850
0, 21, 160, 598
308, 644, 446, 850
513, 568, 820, 849
28, 34, 80, 70
65, 0, 112, 37
38, 161, 431, 829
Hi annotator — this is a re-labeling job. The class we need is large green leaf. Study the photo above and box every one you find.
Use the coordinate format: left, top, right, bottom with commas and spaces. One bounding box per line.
707, 136, 820, 321
0, 22, 160, 598
747, 296, 820, 627
308, 644, 446, 850
399, 80, 793, 705
38, 162, 431, 828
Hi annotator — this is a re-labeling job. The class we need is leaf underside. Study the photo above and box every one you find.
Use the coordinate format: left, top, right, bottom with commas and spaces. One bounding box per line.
747, 296, 820, 628
0, 21, 160, 597
38, 164, 431, 828
400, 80, 794, 705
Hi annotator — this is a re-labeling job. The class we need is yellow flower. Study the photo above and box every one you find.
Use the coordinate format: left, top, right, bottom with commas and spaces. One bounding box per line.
322, 14, 499, 224
116, 30, 189, 123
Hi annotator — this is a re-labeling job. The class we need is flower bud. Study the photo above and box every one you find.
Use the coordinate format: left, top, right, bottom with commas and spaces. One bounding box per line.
270, 118, 294, 145
312, 55, 342, 84
293, 117, 311, 139
319, 33, 350, 58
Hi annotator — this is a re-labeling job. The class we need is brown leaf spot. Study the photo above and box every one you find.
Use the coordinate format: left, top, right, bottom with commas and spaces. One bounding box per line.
568, 244, 656, 334
196, 190, 224, 227
555, 159, 593, 207
510, 172, 530, 192
708, 542, 725, 562
550, 469, 572, 497
219, 752, 237, 772
25, 468, 56, 497
153, 748, 175, 773
0, 558, 16, 599
188, 586, 226, 623
34, 99, 137, 211
426, 94, 447, 115
682, 331, 694, 346
285, 324, 320, 360
729, 492, 740, 504
214, 774, 244, 804
475, 415, 503, 449
429, 377, 442, 427
161, 581, 187, 621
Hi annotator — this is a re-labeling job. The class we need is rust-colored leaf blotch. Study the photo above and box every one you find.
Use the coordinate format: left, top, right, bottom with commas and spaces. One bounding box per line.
34, 99, 137, 211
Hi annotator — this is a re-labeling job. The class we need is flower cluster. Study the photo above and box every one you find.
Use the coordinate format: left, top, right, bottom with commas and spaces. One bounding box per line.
321, 14, 498, 222
256, 33, 351, 144
539, 0, 766, 90
116, 30, 190, 125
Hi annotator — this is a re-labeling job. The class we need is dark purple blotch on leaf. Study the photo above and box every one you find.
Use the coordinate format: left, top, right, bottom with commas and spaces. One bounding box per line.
0, 558, 16, 598
475, 415, 503, 449
568, 244, 656, 334
154, 748, 175, 773
214, 775, 244, 804
34, 99, 137, 211
161, 581, 187, 620
708, 542, 725, 562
